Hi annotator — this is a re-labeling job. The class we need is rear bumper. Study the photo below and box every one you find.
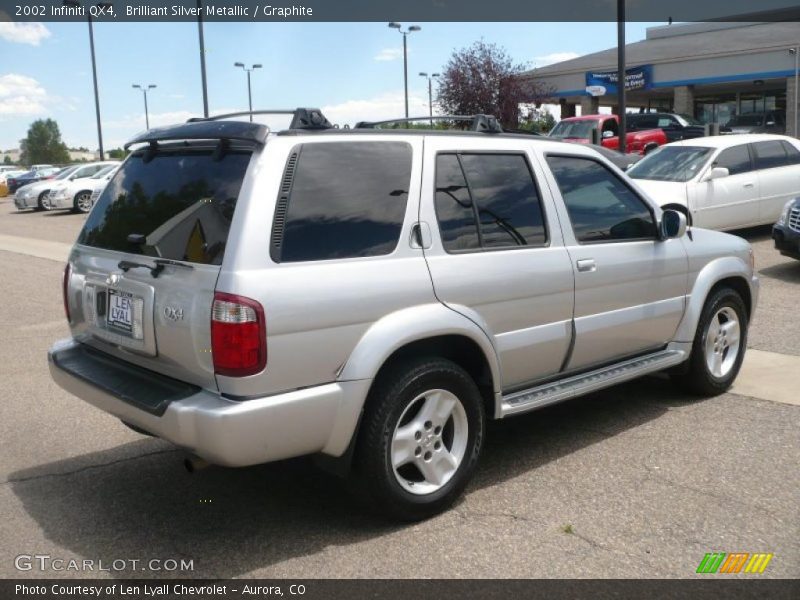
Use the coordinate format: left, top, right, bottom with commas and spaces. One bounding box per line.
48, 338, 370, 467
773, 224, 800, 260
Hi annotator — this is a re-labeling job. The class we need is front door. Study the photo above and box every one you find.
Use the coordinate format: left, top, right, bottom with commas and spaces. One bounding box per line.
419, 138, 575, 390
693, 143, 759, 230
543, 153, 688, 371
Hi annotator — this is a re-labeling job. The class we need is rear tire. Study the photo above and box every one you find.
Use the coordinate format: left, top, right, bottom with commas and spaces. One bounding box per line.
671, 287, 747, 396
355, 357, 485, 521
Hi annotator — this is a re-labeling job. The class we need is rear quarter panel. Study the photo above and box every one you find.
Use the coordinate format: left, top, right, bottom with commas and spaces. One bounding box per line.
216, 134, 437, 398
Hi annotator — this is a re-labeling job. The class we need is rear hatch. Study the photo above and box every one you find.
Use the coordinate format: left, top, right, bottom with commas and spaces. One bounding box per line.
67, 140, 254, 390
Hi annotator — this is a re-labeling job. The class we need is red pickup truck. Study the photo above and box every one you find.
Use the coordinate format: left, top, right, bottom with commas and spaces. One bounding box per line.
549, 114, 666, 155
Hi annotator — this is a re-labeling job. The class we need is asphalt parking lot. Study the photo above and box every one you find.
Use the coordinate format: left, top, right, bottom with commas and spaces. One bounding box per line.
0, 198, 797, 579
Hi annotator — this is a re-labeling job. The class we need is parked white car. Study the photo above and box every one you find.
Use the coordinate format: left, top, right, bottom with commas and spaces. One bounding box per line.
86, 165, 118, 207
13, 164, 110, 210
45, 162, 120, 213
627, 134, 800, 231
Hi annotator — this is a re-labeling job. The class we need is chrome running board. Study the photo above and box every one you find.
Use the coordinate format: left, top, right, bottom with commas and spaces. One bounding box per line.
500, 348, 687, 417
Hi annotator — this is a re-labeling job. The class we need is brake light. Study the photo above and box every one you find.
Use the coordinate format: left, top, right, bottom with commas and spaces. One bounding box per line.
211, 292, 266, 377
62, 263, 71, 322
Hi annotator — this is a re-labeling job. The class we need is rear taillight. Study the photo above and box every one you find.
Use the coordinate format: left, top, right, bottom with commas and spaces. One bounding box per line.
62, 263, 71, 322
211, 292, 266, 377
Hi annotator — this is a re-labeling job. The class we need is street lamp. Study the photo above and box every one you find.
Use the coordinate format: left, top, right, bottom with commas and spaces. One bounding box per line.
132, 84, 157, 130
388, 22, 421, 118
63, 0, 112, 159
419, 72, 439, 127
790, 47, 799, 138
234, 62, 262, 122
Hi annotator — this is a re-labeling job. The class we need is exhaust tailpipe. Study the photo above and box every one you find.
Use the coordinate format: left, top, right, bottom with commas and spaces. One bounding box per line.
184, 456, 210, 474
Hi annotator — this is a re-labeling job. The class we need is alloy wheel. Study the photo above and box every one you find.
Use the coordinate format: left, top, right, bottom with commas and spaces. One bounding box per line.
704, 306, 741, 378
390, 388, 468, 495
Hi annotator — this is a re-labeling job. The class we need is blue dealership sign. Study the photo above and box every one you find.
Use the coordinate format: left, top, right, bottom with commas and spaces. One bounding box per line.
585, 65, 652, 95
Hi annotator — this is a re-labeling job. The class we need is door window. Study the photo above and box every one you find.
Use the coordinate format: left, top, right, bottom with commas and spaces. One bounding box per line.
434, 153, 547, 252
602, 119, 619, 136
714, 145, 752, 175
753, 141, 788, 169
546, 155, 656, 243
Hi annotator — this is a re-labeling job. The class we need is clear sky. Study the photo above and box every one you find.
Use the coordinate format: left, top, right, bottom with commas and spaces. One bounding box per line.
0, 21, 657, 151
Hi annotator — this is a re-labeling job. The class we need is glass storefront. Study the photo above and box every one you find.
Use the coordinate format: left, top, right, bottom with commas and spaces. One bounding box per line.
694, 90, 786, 125
695, 93, 737, 125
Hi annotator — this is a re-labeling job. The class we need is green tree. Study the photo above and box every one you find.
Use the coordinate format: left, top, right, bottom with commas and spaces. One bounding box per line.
19, 119, 70, 165
3, 156, 12, 165
107, 147, 129, 160
437, 41, 553, 128
519, 107, 556, 133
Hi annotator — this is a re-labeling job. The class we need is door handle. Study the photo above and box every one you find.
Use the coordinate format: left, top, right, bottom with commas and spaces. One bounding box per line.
576, 259, 596, 272
743, 182, 755, 188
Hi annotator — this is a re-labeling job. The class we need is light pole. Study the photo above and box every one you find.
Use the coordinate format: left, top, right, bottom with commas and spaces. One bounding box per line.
132, 84, 156, 130
234, 63, 262, 122
197, 0, 209, 118
63, 0, 111, 159
388, 22, 421, 118
419, 72, 439, 127
617, 0, 627, 153
791, 47, 799, 138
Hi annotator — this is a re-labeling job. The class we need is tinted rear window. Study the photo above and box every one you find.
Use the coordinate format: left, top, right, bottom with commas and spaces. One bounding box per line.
78, 148, 251, 265
274, 141, 412, 262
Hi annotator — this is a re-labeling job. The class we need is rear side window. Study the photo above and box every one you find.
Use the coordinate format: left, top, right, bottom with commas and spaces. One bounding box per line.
274, 142, 412, 263
753, 141, 788, 169
547, 155, 656, 243
78, 148, 251, 265
714, 145, 752, 175
435, 153, 547, 252
781, 141, 800, 165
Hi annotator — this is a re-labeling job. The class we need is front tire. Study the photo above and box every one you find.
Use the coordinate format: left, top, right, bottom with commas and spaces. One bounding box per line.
37, 191, 51, 211
356, 357, 485, 521
672, 287, 747, 396
73, 191, 93, 213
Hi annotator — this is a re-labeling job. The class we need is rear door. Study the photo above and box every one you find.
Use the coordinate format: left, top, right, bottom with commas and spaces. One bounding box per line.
753, 140, 800, 223
419, 137, 574, 389
67, 143, 254, 390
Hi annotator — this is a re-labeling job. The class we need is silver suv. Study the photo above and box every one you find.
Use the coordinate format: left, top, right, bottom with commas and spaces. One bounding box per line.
49, 109, 758, 520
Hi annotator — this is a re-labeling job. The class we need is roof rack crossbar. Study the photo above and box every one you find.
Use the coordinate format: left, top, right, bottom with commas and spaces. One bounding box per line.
187, 107, 333, 130
355, 114, 503, 133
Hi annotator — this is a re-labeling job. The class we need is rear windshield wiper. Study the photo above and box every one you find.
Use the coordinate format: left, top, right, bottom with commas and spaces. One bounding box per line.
118, 258, 194, 278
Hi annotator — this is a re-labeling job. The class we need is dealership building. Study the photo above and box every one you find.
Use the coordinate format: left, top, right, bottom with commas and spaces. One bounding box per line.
520, 21, 800, 135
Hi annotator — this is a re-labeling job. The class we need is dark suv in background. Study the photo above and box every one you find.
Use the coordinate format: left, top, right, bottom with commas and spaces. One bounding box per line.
627, 112, 730, 142
773, 197, 800, 259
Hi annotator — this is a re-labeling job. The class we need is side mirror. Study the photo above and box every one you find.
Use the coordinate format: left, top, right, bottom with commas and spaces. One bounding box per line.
602, 130, 614, 139
660, 209, 687, 240
704, 166, 729, 181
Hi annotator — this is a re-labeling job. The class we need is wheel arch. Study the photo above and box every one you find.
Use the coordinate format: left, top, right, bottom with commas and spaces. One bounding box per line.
317, 305, 501, 475
674, 256, 755, 343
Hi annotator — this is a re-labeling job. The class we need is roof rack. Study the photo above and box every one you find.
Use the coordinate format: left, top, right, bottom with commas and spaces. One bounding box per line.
187, 108, 333, 130
355, 114, 503, 134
